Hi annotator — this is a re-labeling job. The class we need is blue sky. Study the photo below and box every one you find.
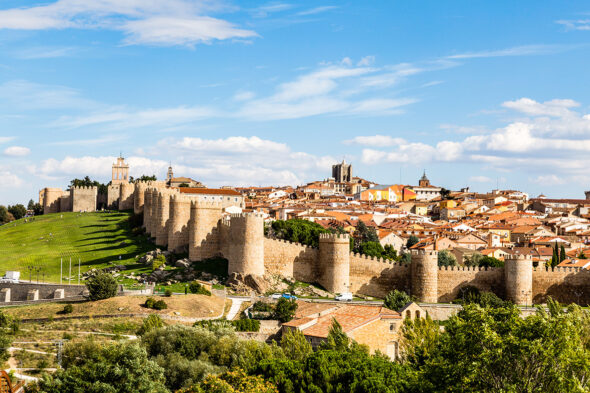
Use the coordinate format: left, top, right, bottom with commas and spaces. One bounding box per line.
1, 1, 590, 204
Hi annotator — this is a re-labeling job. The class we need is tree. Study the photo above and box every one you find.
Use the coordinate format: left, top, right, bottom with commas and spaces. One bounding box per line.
69, 176, 108, 195
86, 272, 118, 301
383, 244, 398, 260
437, 250, 457, 267
464, 252, 483, 267
8, 204, 26, 220
0, 312, 13, 362
0, 206, 14, 225
280, 329, 312, 361
560, 244, 567, 262
137, 314, 164, 336
274, 298, 297, 323
34, 341, 168, 393
478, 256, 504, 268
355, 220, 379, 244
359, 241, 385, 258
440, 188, 452, 199
384, 290, 413, 312
178, 369, 279, 393
551, 243, 559, 267
27, 199, 35, 210
133, 175, 157, 182
578, 249, 587, 259
406, 235, 420, 248
270, 219, 330, 248
406, 303, 590, 392
319, 319, 350, 351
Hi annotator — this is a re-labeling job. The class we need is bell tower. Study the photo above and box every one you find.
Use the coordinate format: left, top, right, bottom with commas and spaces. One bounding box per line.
112, 154, 129, 185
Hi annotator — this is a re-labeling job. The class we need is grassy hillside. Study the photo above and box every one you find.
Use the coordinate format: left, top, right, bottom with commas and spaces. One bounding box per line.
0, 211, 155, 283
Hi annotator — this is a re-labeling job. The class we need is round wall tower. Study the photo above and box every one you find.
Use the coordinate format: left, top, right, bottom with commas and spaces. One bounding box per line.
188, 201, 224, 261
134, 182, 147, 214
504, 254, 533, 305
155, 191, 172, 247
228, 213, 264, 276
411, 250, 438, 303
119, 182, 135, 210
143, 188, 154, 234
318, 233, 351, 294
167, 194, 191, 253
42, 188, 64, 214
149, 188, 159, 237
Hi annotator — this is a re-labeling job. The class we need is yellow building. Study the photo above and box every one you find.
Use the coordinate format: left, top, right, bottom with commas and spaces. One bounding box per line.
440, 199, 457, 209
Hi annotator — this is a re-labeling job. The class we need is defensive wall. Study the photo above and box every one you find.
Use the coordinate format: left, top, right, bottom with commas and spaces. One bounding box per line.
40, 182, 590, 306
0, 282, 87, 303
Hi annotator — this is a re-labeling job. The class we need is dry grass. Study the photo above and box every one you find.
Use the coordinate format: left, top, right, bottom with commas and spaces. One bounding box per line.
3, 294, 225, 320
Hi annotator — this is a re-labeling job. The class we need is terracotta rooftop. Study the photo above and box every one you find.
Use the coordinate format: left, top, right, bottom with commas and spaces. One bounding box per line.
178, 188, 241, 196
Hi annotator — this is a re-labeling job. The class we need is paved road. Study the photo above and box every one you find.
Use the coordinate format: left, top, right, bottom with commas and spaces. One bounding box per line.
226, 297, 246, 320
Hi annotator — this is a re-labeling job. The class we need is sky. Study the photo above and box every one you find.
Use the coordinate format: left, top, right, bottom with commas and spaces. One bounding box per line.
1, 1, 590, 205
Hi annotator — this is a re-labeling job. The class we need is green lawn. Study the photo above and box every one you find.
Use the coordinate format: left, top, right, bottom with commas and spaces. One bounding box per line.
0, 211, 156, 283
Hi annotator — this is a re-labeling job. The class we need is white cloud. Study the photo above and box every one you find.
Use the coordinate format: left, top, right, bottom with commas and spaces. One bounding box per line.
14, 46, 75, 59
531, 174, 566, 185
54, 105, 218, 129
469, 176, 492, 183
358, 97, 590, 181
296, 6, 338, 16
0, 170, 23, 187
343, 135, 405, 147
447, 44, 572, 59
233, 91, 255, 101
4, 146, 31, 156
0, 137, 15, 144
357, 56, 375, 67
502, 97, 579, 117
0, 0, 257, 47
35, 136, 335, 187
556, 19, 590, 31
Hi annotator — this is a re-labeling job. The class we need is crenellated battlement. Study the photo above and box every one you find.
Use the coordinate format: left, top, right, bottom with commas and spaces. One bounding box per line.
411, 249, 438, 256
439, 265, 501, 272
70, 186, 97, 191
190, 200, 224, 209
534, 266, 583, 273
505, 254, 533, 261
319, 233, 350, 241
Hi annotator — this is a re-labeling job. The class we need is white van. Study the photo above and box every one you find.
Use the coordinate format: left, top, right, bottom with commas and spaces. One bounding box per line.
335, 292, 353, 301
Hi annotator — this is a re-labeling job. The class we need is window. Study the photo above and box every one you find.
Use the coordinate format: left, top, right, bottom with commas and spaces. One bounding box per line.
406, 310, 411, 319
390, 322, 396, 331
415, 310, 420, 319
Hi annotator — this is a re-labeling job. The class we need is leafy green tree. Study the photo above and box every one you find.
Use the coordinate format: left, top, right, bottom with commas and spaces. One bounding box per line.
437, 250, 457, 267
178, 369, 279, 393
0, 206, 14, 224
133, 175, 157, 182
27, 199, 35, 210
8, 204, 26, 220
578, 250, 587, 259
478, 255, 504, 268
69, 176, 108, 195
280, 329, 312, 361
400, 252, 412, 265
86, 272, 118, 301
383, 244, 398, 260
319, 319, 350, 351
384, 290, 414, 311
406, 302, 590, 392
274, 298, 297, 323
406, 235, 420, 248
464, 252, 482, 267
270, 219, 330, 247
400, 313, 440, 366
156, 353, 222, 391
137, 314, 164, 336
34, 341, 167, 393
359, 241, 385, 258
0, 311, 13, 362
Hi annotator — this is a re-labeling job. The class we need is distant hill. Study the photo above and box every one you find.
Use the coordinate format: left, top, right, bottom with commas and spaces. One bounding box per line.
0, 212, 155, 283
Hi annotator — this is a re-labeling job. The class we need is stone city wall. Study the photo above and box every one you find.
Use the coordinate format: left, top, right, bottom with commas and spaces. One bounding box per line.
437, 266, 505, 303
350, 256, 411, 298
263, 238, 319, 283
70, 186, 97, 212
0, 283, 86, 302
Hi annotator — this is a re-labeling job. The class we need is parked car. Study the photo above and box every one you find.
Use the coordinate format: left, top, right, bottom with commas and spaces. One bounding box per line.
281, 293, 298, 300
270, 293, 282, 299
335, 292, 353, 301
0, 271, 20, 284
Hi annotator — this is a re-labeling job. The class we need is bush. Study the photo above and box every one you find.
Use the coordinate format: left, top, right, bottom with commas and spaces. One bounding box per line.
137, 314, 164, 336
145, 297, 156, 309
252, 301, 273, 312
62, 304, 73, 314
274, 298, 297, 323
189, 282, 211, 296
86, 272, 118, 301
384, 290, 414, 311
152, 254, 167, 271
164, 289, 173, 297
233, 319, 261, 332
152, 300, 168, 310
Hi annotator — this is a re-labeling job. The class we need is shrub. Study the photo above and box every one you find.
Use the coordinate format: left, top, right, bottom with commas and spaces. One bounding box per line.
86, 272, 118, 301
233, 319, 261, 332
189, 282, 211, 296
152, 300, 168, 310
137, 314, 164, 336
152, 255, 166, 271
145, 297, 156, 309
438, 249, 457, 267
164, 289, 173, 297
252, 301, 273, 312
384, 290, 414, 311
62, 304, 73, 314
274, 298, 297, 323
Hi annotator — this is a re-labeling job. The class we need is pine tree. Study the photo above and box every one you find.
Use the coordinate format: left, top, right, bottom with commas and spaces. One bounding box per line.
560, 244, 567, 263
551, 243, 558, 267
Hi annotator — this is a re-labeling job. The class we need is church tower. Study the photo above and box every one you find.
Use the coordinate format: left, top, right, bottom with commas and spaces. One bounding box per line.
112, 155, 129, 185
166, 165, 174, 185
419, 170, 431, 187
